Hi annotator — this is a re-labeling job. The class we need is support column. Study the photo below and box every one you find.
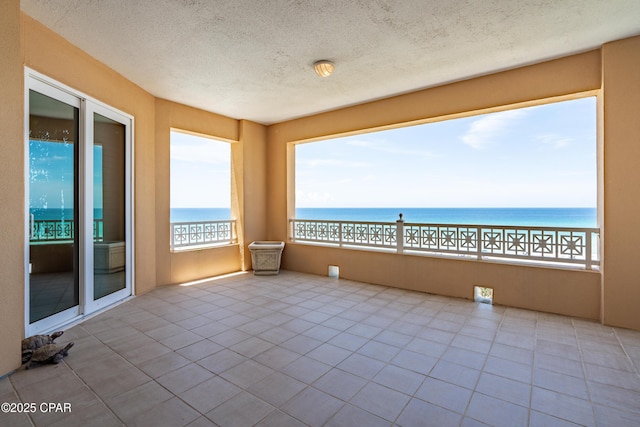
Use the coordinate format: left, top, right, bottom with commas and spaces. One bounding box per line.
601, 35, 640, 330
0, 0, 25, 375
234, 120, 268, 271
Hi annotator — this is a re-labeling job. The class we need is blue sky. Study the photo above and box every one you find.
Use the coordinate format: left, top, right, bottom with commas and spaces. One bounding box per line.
29, 141, 103, 210
295, 97, 597, 208
170, 131, 231, 208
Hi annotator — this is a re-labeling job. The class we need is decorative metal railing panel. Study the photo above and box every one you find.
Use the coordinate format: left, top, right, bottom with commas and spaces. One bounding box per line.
292, 219, 398, 249
171, 220, 237, 249
290, 218, 600, 269
402, 223, 599, 268
30, 219, 104, 242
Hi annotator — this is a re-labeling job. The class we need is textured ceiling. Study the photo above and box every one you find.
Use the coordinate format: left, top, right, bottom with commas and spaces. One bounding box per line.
21, 0, 640, 124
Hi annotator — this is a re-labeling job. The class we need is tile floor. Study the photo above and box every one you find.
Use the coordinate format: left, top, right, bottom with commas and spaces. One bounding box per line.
2, 270, 640, 427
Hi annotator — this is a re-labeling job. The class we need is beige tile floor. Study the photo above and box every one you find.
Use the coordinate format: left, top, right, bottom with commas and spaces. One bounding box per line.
2, 270, 640, 427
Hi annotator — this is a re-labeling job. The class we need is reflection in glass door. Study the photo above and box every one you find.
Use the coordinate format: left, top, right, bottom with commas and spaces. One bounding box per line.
26, 71, 132, 335
28, 89, 80, 326
93, 113, 127, 300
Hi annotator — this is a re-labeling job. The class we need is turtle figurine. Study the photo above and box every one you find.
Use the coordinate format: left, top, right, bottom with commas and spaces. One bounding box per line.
25, 342, 74, 369
21, 331, 64, 364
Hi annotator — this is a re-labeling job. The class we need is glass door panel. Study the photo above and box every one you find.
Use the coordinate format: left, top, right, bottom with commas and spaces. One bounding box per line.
93, 113, 127, 300
28, 89, 80, 325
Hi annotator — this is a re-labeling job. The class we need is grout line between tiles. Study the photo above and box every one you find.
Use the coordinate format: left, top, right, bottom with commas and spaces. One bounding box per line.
573, 317, 599, 427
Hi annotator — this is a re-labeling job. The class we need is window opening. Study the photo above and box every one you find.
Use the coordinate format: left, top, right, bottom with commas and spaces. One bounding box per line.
292, 97, 598, 269
170, 130, 234, 250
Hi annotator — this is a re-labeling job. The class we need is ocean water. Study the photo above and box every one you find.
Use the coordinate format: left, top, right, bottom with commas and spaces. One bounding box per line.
30, 208, 103, 220
295, 207, 597, 227
174, 207, 597, 227
31, 208, 231, 223
32, 207, 597, 228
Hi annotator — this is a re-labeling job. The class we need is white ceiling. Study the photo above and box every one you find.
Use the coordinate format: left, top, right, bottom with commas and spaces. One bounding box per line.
21, 0, 640, 125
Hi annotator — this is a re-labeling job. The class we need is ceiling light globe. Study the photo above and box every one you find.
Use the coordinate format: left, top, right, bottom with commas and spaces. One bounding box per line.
313, 60, 335, 78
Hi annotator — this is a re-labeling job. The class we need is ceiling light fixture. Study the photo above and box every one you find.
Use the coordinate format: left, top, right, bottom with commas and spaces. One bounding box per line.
313, 60, 335, 78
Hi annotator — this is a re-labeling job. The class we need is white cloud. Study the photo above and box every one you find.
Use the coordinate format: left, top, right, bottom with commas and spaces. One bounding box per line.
349, 138, 436, 158
346, 139, 374, 147
295, 190, 333, 206
461, 110, 525, 150
536, 133, 572, 149
303, 159, 369, 168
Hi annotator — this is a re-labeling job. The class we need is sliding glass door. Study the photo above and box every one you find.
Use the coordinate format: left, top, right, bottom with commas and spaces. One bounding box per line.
26, 71, 133, 335
28, 88, 81, 327
85, 106, 132, 313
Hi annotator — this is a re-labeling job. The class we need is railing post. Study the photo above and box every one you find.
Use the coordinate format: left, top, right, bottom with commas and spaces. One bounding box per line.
294, 220, 297, 242
585, 230, 592, 270
477, 226, 482, 260
339, 221, 343, 247
396, 213, 404, 254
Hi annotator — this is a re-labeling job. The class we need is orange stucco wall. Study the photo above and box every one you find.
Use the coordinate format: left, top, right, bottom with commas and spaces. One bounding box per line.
601, 36, 640, 330
268, 50, 604, 321
0, 0, 26, 377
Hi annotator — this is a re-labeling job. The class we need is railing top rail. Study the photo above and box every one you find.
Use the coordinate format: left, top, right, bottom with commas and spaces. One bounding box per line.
290, 218, 397, 226
403, 222, 600, 232
171, 219, 236, 226
291, 218, 599, 232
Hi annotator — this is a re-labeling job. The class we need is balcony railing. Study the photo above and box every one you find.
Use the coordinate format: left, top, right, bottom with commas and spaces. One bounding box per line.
289, 216, 600, 270
170, 220, 237, 250
30, 218, 104, 243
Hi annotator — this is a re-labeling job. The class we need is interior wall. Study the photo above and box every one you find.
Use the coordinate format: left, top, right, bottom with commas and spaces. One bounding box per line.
0, 0, 26, 376
154, 99, 243, 285
236, 120, 268, 271
601, 36, 640, 330
283, 244, 601, 320
268, 49, 604, 322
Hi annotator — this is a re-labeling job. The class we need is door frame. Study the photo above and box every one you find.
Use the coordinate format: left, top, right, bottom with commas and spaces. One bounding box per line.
24, 68, 135, 336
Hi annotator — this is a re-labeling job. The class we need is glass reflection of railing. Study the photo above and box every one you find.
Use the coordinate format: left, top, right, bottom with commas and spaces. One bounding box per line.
170, 220, 237, 250
290, 217, 600, 270
30, 218, 104, 242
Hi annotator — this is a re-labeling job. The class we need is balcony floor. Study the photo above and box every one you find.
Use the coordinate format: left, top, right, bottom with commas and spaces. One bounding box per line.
2, 270, 640, 426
